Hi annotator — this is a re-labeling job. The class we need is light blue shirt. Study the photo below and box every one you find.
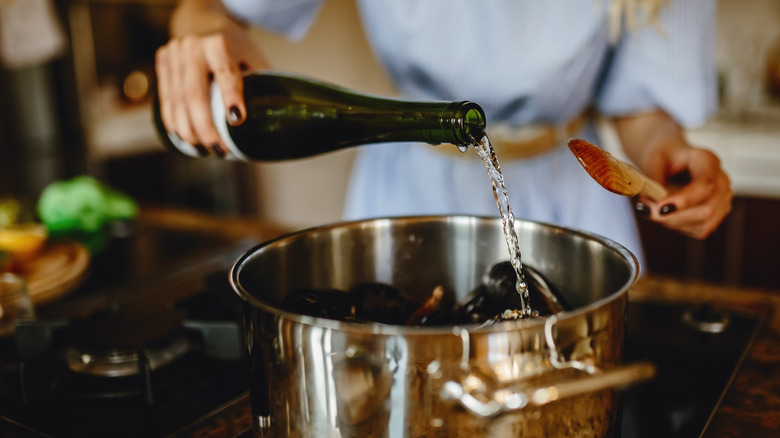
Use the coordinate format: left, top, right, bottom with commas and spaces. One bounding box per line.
222, 0, 719, 268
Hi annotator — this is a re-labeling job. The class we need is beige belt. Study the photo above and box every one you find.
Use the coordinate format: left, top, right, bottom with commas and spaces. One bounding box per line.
436, 112, 587, 160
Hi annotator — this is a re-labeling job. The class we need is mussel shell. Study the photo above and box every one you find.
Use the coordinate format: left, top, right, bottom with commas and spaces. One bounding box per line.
452, 284, 495, 324
280, 288, 351, 320
348, 282, 416, 325
524, 265, 569, 315
454, 262, 563, 321
282, 262, 565, 326
483, 261, 528, 310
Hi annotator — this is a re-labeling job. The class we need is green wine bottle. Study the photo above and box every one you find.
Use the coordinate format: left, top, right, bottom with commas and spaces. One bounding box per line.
154, 72, 486, 161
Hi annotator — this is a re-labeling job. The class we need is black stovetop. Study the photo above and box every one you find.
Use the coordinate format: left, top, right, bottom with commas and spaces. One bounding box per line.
0, 224, 762, 438
619, 300, 761, 437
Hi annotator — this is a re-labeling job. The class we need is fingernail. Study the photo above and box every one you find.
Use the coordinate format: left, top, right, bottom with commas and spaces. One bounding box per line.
194, 144, 208, 156
228, 106, 241, 124
660, 204, 677, 215
214, 145, 226, 158
634, 202, 650, 218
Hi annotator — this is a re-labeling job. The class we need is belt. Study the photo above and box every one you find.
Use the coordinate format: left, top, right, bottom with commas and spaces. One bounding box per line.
435, 112, 587, 160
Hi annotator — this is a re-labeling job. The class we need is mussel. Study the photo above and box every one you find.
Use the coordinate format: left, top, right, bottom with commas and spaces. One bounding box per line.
279, 262, 568, 326
279, 288, 351, 320
453, 262, 568, 323
348, 282, 417, 325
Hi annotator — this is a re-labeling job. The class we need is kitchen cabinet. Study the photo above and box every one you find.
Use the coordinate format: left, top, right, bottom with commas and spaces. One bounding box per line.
639, 195, 780, 291
66, 0, 173, 159
62, 0, 256, 215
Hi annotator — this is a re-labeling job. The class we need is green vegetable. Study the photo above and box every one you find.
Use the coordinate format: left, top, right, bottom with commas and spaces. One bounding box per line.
37, 175, 138, 233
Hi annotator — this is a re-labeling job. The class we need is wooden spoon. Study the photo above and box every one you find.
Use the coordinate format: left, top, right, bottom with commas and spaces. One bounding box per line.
567, 138, 667, 201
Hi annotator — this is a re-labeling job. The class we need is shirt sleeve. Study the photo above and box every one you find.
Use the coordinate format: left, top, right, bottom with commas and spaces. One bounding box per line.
596, 0, 718, 128
221, 0, 324, 40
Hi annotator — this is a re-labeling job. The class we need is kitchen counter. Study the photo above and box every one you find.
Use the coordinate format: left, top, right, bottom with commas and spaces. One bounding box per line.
686, 117, 780, 200
17, 207, 778, 437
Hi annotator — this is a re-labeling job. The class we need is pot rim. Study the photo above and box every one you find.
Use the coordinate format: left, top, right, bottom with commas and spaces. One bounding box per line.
229, 215, 639, 335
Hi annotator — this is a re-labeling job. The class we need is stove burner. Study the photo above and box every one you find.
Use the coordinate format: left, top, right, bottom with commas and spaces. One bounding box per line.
65, 309, 193, 378
681, 303, 732, 334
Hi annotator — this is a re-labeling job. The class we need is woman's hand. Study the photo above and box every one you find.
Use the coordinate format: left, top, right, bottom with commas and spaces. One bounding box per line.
614, 110, 733, 239
155, 0, 270, 156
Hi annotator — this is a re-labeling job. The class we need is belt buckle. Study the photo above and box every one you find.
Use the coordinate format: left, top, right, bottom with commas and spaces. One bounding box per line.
486, 123, 560, 160
434, 114, 585, 160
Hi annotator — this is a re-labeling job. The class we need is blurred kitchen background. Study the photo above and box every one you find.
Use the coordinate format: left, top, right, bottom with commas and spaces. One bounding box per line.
0, 0, 778, 289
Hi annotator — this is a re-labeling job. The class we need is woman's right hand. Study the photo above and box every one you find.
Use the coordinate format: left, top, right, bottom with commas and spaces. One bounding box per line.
155, 0, 270, 156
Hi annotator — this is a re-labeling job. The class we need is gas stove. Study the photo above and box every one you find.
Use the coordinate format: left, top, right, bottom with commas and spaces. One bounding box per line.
0, 222, 762, 438
0, 221, 257, 438
3, 311, 247, 437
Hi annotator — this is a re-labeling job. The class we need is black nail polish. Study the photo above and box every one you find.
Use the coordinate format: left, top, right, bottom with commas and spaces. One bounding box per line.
214, 145, 226, 158
228, 106, 241, 124
634, 202, 650, 218
194, 144, 208, 156
660, 204, 677, 215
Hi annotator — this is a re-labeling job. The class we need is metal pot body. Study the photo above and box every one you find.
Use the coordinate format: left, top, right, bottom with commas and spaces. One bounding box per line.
231, 216, 639, 437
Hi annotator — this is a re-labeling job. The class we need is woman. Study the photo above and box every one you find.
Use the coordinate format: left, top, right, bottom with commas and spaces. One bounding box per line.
155, 0, 733, 267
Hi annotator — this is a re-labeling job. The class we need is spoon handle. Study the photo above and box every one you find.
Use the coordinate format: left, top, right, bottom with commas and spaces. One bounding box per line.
615, 160, 668, 201
639, 174, 668, 201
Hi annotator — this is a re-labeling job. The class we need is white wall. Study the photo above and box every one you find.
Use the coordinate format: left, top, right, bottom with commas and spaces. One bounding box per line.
687, 0, 780, 199
715, 0, 780, 116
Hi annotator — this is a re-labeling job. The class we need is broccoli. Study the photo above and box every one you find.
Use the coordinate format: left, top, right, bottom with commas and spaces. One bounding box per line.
37, 176, 138, 233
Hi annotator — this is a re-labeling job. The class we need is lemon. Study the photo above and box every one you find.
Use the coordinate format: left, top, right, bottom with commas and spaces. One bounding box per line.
0, 224, 48, 262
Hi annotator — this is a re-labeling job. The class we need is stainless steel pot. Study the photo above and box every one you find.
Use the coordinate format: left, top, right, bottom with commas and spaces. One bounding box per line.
230, 216, 650, 437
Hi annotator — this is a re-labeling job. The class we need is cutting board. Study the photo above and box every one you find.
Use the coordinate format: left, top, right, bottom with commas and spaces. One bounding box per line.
18, 240, 90, 305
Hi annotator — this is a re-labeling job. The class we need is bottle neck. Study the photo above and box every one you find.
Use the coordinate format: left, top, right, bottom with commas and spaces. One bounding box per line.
234, 72, 486, 150
154, 83, 251, 160
444, 101, 486, 146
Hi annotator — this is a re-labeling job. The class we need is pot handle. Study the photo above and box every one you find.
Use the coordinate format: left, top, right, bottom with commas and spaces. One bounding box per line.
439, 314, 656, 418
440, 361, 655, 419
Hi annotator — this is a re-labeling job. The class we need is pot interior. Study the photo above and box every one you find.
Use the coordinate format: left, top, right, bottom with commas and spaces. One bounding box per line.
231, 215, 638, 324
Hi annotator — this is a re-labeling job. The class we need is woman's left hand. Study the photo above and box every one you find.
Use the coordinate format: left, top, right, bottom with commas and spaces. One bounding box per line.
614, 110, 733, 239
638, 145, 733, 239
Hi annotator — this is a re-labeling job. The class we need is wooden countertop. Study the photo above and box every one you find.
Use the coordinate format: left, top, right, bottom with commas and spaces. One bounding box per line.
138, 206, 294, 242
144, 207, 780, 437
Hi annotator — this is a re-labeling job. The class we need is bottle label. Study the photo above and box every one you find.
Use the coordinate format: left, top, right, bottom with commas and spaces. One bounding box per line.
163, 83, 249, 161
164, 132, 204, 158
210, 83, 250, 161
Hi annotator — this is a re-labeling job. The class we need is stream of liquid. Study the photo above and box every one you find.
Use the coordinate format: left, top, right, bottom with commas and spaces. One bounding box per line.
473, 134, 536, 319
